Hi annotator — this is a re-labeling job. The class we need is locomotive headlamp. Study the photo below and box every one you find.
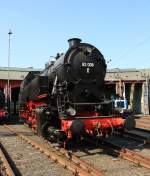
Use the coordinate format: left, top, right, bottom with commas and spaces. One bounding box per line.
84, 47, 93, 56
86, 47, 92, 53
66, 106, 76, 116
84, 48, 92, 56
45, 111, 50, 115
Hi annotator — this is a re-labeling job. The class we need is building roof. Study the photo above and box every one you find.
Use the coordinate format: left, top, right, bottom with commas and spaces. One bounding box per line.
0, 67, 150, 81
106, 68, 150, 81
0, 66, 41, 72
0, 67, 41, 80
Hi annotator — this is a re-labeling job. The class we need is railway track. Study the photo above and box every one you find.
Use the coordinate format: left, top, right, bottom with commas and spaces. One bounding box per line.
123, 128, 150, 144
1, 125, 104, 176
0, 125, 73, 176
72, 139, 150, 176
104, 131, 150, 169
0, 143, 15, 176
1, 124, 150, 176
103, 140, 150, 169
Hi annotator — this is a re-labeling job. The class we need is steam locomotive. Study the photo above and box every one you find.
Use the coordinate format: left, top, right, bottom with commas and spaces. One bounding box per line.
19, 38, 134, 145
0, 90, 7, 123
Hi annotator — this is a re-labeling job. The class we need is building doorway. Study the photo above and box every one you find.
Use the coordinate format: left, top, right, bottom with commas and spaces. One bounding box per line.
11, 87, 20, 115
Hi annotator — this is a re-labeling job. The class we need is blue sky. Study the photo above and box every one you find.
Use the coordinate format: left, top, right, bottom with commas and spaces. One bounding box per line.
0, 0, 150, 69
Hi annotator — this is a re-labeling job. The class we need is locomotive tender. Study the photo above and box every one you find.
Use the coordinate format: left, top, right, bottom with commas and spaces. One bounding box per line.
19, 38, 134, 144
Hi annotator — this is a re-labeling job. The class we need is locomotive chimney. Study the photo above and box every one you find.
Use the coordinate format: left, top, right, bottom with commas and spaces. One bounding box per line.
68, 38, 81, 48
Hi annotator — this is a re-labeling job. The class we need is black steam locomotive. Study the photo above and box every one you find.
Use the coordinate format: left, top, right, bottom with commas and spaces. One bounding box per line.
19, 38, 133, 145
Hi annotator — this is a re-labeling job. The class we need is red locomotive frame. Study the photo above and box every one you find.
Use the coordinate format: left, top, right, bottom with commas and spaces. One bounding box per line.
20, 99, 125, 142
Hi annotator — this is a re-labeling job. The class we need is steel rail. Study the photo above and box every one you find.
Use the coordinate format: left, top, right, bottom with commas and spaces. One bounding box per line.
0, 144, 15, 176
4, 125, 105, 176
60, 148, 103, 176
114, 130, 150, 144
135, 128, 150, 133
123, 131, 150, 144
104, 140, 150, 169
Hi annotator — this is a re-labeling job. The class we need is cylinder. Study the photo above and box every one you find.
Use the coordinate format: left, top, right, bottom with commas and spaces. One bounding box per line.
68, 38, 81, 48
